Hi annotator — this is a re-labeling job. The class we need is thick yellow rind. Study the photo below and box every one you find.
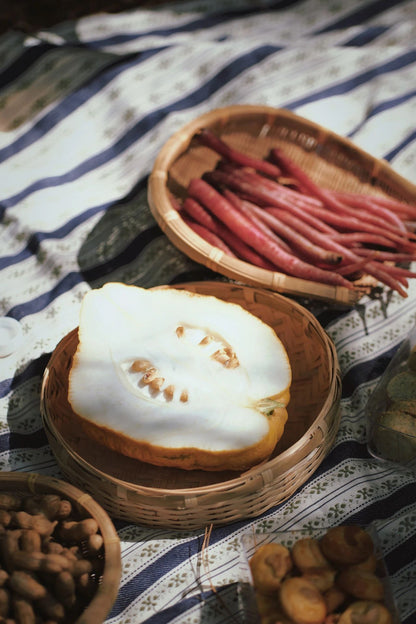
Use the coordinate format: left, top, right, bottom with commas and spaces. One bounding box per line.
72, 406, 288, 472
68, 285, 292, 472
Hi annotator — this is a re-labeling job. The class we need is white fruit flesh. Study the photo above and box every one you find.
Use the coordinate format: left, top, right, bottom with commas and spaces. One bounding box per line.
68, 283, 291, 454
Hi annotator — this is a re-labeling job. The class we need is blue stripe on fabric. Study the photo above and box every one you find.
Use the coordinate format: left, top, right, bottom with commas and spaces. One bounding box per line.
0, 177, 149, 255
84, 0, 302, 48
0, 429, 49, 454
2, 236, 214, 330
346, 481, 416, 526
286, 49, 416, 113
7, 272, 84, 320
111, 583, 246, 623
0, 353, 51, 400
109, 539, 202, 616
341, 343, 401, 398
1, 44, 281, 209
0, 45, 169, 165
347, 89, 416, 138
0, 42, 56, 89
108, 524, 258, 619
0, 205, 106, 268
228, 440, 393, 529
341, 25, 390, 47
384, 128, 416, 162
385, 531, 416, 575
315, 0, 409, 33
80, 224, 161, 282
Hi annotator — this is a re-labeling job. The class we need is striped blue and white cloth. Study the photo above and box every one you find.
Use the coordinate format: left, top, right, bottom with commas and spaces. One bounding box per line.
1, 0, 415, 622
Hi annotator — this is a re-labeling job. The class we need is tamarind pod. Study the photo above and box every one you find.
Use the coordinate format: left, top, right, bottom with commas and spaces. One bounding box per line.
24, 495, 73, 523
11, 551, 71, 574
12, 596, 36, 624
20, 531, 41, 554
0, 512, 11, 528
70, 559, 93, 578
57, 519, 99, 543
76, 572, 96, 600
86, 533, 103, 556
42, 539, 64, 556
11, 513, 56, 539
54, 571, 76, 609
36, 593, 65, 622
348, 553, 378, 574
0, 571, 9, 588
0, 530, 22, 572
23, 496, 61, 522
0, 495, 21, 511
9, 571, 47, 601
0, 588, 9, 618
56, 500, 72, 521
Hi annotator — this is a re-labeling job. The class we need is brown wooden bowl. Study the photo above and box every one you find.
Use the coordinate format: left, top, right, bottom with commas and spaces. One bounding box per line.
148, 105, 416, 305
41, 281, 341, 529
0, 471, 121, 624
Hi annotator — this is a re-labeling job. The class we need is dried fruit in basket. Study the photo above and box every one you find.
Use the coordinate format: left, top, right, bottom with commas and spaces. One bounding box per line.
249, 543, 293, 594
249, 526, 396, 624
68, 282, 292, 472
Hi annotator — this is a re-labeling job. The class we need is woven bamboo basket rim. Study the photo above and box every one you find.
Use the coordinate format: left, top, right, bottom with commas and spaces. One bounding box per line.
148, 104, 416, 306
41, 281, 341, 528
0, 471, 121, 624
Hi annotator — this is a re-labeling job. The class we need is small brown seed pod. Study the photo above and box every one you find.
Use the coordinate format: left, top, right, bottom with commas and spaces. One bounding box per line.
9, 571, 47, 601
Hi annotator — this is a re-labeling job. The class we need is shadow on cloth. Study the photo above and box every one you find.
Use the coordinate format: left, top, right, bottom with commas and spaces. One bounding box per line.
76, 179, 221, 291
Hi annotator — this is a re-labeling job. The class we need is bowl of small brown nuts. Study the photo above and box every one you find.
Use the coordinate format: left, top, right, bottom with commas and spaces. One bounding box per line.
0, 471, 121, 624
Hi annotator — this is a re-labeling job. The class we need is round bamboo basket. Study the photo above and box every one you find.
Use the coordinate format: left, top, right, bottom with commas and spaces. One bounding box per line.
41, 281, 341, 530
148, 105, 416, 305
0, 471, 121, 624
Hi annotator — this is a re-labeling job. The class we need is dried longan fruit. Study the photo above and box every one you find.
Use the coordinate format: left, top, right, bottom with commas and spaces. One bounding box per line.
292, 538, 331, 572
250, 543, 293, 595
320, 526, 374, 566
337, 567, 385, 602
338, 600, 392, 624
279, 576, 327, 624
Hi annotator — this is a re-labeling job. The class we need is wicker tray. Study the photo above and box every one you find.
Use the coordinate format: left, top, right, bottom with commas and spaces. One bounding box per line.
41, 281, 341, 530
0, 471, 121, 624
148, 105, 416, 305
